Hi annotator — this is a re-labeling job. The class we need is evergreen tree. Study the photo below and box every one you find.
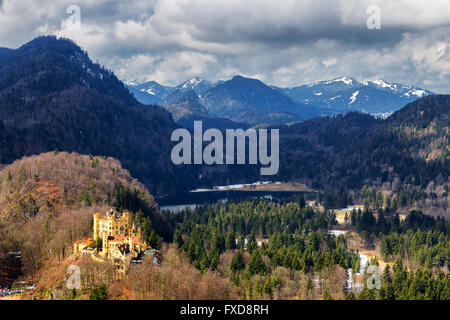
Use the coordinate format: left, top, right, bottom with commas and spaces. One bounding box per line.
247, 252, 268, 275
230, 251, 245, 273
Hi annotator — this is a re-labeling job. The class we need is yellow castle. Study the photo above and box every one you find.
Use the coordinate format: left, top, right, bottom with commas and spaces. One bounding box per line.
74, 209, 148, 273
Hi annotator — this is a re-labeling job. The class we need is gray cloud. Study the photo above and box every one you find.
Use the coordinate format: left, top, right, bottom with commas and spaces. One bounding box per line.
0, 0, 449, 92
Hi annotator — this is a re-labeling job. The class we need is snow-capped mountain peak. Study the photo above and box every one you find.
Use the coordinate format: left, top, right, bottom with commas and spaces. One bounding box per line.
128, 75, 434, 124
177, 77, 213, 94
403, 89, 428, 98
370, 79, 398, 90
275, 76, 433, 116
332, 76, 354, 85
367, 79, 433, 99
183, 76, 206, 87
318, 76, 355, 86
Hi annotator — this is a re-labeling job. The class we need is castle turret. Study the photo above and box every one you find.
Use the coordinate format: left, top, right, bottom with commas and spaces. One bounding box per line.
93, 212, 100, 238
102, 231, 109, 257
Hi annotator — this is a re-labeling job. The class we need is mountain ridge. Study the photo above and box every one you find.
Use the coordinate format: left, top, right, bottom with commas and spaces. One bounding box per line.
127, 75, 433, 125
276, 76, 434, 115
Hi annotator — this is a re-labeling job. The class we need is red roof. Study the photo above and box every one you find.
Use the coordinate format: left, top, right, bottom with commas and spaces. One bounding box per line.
108, 236, 140, 243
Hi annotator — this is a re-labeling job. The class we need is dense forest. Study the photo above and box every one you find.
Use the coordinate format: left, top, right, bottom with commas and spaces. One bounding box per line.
0, 36, 195, 196
159, 198, 449, 300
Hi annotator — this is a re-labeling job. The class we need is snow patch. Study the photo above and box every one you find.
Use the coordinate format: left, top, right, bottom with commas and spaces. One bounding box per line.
124, 79, 138, 86
349, 91, 359, 104
371, 79, 398, 91
404, 89, 427, 98
182, 77, 205, 89
190, 181, 276, 192
334, 77, 354, 85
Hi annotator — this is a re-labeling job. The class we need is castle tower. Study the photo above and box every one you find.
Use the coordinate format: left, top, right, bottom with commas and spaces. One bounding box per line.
102, 230, 109, 257
93, 212, 100, 238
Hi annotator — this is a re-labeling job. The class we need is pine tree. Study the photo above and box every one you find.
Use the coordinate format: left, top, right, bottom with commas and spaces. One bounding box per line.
247, 252, 268, 275
263, 275, 272, 297
230, 251, 245, 273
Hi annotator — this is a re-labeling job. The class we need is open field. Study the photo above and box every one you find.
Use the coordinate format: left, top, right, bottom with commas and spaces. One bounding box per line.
334, 206, 364, 224
358, 249, 390, 269
345, 231, 391, 269
334, 206, 407, 225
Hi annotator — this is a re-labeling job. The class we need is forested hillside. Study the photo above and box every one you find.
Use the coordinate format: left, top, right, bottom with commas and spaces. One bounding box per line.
160, 198, 450, 300
0, 152, 164, 286
279, 95, 449, 189
0, 36, 193, 196
200, 95, 450, 217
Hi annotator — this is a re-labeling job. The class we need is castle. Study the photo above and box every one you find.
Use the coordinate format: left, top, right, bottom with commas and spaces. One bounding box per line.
74, 209, 149, 273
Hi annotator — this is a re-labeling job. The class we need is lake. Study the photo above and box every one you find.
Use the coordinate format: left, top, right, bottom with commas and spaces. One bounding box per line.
158, 189, 316, 212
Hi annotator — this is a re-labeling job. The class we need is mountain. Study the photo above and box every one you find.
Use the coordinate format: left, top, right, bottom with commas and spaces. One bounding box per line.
129, 75, 330, 125
126, 77, 212, 107
130, 75, 432, 125
161, 88, 248, 129
0, 36, 194, 196
174, 76, 213, 94
127, 78, 218, 126
163, 89, 208, 121
200, 75, 324, 125
127, 86, 163, 105
176, 115, 250, 131
135, 80, 173, 97
127, 77, 252, 128
127, 80, 173, 105
276, 76, 434, 116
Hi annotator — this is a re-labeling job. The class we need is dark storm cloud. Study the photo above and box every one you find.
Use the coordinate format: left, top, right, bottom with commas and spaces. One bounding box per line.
0, 0, 449, 92
220, 25, 409, 47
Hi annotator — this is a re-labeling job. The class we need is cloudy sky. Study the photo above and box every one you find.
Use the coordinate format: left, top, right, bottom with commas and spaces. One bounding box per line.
0, 0, 449, 92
